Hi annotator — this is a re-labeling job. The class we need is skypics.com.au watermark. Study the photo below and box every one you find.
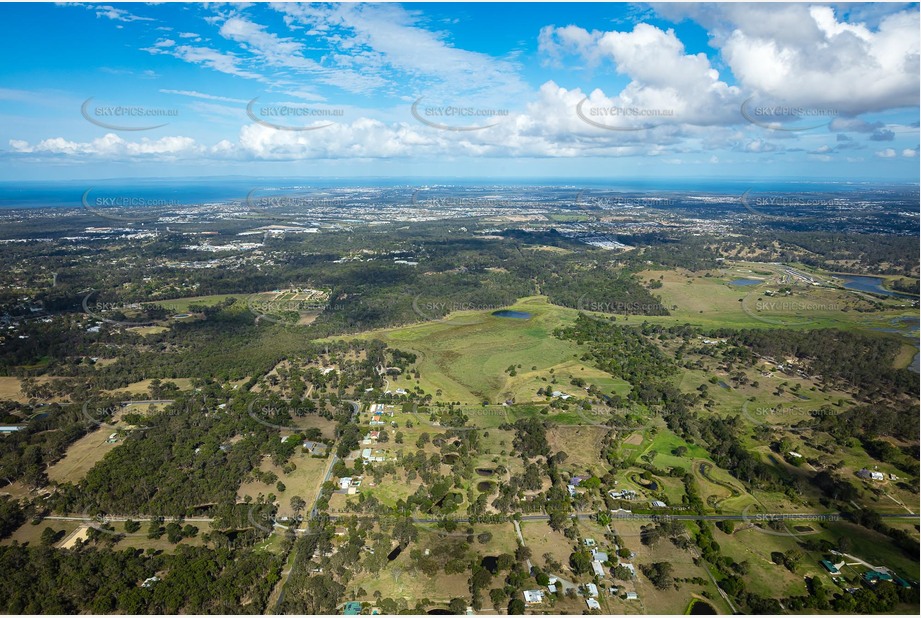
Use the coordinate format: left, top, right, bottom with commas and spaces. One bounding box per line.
754, 299, 843, 313
81, 188, 179, 223
576, 190, 675, 211
244, 189, 351, 215
740, 98, 839, 132
576, 98, 675, 131
411, 295, 518, 325
411, 97, 509, 132
82, 290, 158, 327
246, 98, 344, 131
81, 98, 178, 131
740, 190, 847, 218
741, 400, 843, 427
411, 189, 512, 210
81, 394, 211, 431
740, 293, 842, 327
246, 289, 330, 326
577, 296, 669, 315
246, 397, 333, 432
739, 506, 840, 537
409, 404, 508, 432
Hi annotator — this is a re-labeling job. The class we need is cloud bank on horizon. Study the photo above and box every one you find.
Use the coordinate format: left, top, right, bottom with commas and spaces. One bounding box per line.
0, 2, 918, 180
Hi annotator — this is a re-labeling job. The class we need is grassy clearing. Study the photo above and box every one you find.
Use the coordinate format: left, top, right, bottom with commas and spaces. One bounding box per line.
1, 519, 203, 553
238, 451, 330, 517
715, 525, 814, 599
635, 263, 917, 336
46, 427, 123, 484
340, 297, 592, 404
0, 376, 66, 403
547, 426, 609, 475
151, 294, 240, 312
126, 325, 170, 336
518, 521, 573, 570
614, 520, 724, 615
104, 378, 194, 396
813, 521, 920, 580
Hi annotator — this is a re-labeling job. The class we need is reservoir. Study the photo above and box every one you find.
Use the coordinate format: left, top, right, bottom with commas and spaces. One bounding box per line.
729, 278, 762, 286
492, 310, 532, 319
840, 275, 915, 299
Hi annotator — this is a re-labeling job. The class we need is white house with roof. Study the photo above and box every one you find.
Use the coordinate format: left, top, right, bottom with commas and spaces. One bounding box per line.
586, 598, 601, 610
591, 560, 606, 578
523, 590, 544, 605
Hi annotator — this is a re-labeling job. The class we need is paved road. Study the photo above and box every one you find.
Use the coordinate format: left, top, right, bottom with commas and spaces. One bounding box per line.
42, 509, 918, 527
270, 399, 360, 614
44, 515, 214, 523
309, 400, 359, 519
511, 519, 532, 572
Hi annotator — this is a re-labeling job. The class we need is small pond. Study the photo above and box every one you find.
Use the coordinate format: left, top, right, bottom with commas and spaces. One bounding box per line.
688, 600, 717, 615
480, 556, 499, 574
492, 310, 532, 319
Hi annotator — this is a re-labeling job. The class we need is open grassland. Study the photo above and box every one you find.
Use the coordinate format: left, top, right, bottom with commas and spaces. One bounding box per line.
46, 427, 123, 484
518, 520, 573, 571
104, 378, 194, 396
126, 325, 170, 336
151, 294, 240, 312
47, 404, 157, 484
615, 520, 727, 615
0, 376, 66, 403
341, 296, 597, 404
715, 525, 821, 599
546, 426, 610, 475
634, 263, 918, 337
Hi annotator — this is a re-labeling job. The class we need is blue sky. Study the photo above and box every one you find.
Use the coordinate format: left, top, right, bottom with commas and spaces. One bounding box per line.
0, 2, 918, 181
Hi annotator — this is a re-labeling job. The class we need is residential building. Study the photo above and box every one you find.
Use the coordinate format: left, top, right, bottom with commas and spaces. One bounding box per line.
523, 590, 544, 605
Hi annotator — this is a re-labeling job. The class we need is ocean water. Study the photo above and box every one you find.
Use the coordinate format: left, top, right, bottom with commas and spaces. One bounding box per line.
0, 178, 913, 210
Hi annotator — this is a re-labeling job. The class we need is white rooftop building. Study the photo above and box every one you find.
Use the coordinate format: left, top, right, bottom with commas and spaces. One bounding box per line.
523, 590, 544, 605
